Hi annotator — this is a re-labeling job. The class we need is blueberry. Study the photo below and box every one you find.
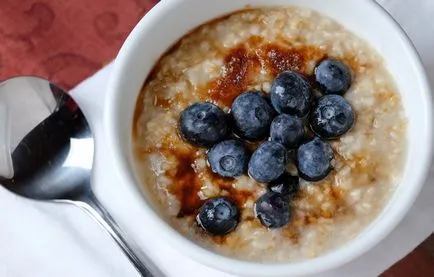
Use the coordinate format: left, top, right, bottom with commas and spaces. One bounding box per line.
315, 59, 352, 95
231, 91, 276, 141
270, 71, 312, 117
196, 197, 240, 236
254, 192, 291, 228
248, 141, 287, 183
179, 102, 229, 147
207, 140, 249, 177
270, 114, 306, 149
297, 138, 334, 182
310, 94, 355, 139
268, 172, 299, 197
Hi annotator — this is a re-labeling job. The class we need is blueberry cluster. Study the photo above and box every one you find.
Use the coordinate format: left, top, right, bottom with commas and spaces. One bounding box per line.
179, 59, 355, 235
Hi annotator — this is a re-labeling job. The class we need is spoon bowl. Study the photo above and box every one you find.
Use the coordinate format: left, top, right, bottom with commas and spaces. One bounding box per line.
0, 81, 92, 200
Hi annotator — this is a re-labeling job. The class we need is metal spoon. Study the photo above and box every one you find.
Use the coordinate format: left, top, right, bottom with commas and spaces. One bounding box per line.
0, 77, 160, 277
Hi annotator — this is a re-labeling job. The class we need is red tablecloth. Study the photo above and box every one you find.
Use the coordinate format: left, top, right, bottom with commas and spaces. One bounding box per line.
0, 0, 158, 89
0, 1, 433, 276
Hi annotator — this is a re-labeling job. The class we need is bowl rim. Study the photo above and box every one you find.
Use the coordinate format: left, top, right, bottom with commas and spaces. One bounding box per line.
105, 0, 433, 276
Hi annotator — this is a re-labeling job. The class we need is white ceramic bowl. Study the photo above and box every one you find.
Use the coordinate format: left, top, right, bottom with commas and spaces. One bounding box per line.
105, 0, 433, 276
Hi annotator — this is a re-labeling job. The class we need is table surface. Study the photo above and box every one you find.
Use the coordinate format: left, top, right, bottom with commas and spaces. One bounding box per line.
1, 0, 434, 276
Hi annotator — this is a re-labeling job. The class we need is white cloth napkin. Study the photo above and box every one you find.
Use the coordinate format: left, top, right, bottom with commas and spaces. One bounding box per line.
0, 0, 433, 276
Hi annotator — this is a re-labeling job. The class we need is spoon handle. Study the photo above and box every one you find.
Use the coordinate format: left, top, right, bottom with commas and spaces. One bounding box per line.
76, 192, 162, 277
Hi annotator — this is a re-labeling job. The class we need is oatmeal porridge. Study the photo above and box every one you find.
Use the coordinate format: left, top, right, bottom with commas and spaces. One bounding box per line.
132, 7, 407, 262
